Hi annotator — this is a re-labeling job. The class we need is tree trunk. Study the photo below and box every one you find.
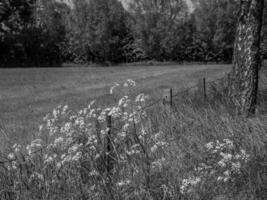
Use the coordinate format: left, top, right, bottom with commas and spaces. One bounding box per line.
232, 0, 264, 116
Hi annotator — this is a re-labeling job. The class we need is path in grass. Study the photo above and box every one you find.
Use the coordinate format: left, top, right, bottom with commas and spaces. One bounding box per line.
0, 64, 231, 144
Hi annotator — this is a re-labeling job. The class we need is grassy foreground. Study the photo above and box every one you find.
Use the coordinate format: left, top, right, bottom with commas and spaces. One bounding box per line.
0, 64, 230, 145
0, 66, 266, 200
0, 64, 267, 199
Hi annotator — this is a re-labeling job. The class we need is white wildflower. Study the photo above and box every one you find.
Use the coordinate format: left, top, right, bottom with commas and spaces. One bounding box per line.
205, 142, 214, 150
180, 176, 201, 194
118, 96, 129, 107
231, 161, 241, 173
7, 153, 15, 160
135, 93, 147, 102
62, 105, 68, 114
89, 170, 99, 176
44, 156, 53, 164
56, 162, 62, 169
223, 139, 234, 149
12, 144, 22, 153
38, 125, 43, 132
54, 137, 64, 145
218, 160, 226, 168
154, 131, 163, 140
68, 144, 80, 154
156, 141, 167, 147
235, 154, 241, 159
122, 123, 130, 131
220, 152, 233, 161
116, 179, 131, 187
118, 132, 126, 138
223, 170, 230, 177
140, 125, 147, 136
72, 152, 82, 161
151, 144, 158, 153
223, 177, 229, 182
53, 108, 58, 119
126, 79, 136, 87
240, 149, 250, 162
217, 176, 224, 181
11, 161, 17, 169
126, 148, 140, 156
152, 157, 166, 169
27, 139, 43, 155
30, 172, 44, 182
108, 106, 121, 118
110, 83, 120, 94
88, 100, 95, 109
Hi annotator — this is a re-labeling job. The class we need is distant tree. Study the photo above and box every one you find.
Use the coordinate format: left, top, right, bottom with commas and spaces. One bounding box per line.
0, 0, 68, 67
232, 0, 265, 116
63, 0, 91, 63
190, 0, 238, 62
0, 0, 36, 66
66, 0, 132, 64
129, 0, 189, 61
25, 0, 69, 65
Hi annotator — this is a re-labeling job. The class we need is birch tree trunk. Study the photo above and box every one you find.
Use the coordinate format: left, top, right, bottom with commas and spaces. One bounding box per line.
232, 0, 264, 116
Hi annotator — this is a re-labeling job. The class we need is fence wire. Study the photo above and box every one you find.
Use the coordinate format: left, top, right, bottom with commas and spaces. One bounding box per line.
138, 76, 224, 112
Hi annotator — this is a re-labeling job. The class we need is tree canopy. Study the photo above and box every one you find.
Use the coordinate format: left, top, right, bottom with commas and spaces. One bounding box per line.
0, 0, 266, 67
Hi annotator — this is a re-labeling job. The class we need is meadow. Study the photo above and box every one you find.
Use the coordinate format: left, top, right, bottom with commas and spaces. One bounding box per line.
0, 64, 230, 145
1, 64, 267, 200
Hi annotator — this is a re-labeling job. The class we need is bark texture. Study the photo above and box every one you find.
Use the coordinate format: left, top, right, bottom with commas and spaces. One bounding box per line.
232, 0, 264, 116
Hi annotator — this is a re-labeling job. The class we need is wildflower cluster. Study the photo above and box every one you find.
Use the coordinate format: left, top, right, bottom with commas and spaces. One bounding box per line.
2, 79, 169, 199
180, 139, 250, 195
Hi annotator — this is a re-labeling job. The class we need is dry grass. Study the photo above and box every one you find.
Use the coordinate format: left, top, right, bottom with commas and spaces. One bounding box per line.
0, 64, 230, 145
1, 65, 267, 200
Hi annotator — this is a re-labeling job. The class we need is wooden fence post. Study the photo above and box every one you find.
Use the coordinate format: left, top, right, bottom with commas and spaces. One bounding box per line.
227, 73, 232, 96
203, 77, 207, 100
105, 114, 114, 199
106, 115, 112, 175
227, 73, 231, 87
163, 88, 173, 110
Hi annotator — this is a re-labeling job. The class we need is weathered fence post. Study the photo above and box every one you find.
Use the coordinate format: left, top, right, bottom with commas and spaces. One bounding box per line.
106, 115, 112, 175
105, 114, 114, 199
226, 73, 232, 96
227, 73, 231, 87
95, 119, 101, 146
203, 77, 207, 100
163, 88, 173, 110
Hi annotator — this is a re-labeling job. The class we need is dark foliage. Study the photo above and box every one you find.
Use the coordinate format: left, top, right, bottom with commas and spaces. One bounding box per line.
0, 0, 68, 67
66, 0, 133, 64
0, 0, 266, 67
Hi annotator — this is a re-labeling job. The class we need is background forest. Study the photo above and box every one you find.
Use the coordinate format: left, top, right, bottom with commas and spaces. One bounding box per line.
0, 0, 267, 67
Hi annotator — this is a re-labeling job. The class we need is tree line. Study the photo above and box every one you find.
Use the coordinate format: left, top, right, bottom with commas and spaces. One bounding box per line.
0, 0, 266, 67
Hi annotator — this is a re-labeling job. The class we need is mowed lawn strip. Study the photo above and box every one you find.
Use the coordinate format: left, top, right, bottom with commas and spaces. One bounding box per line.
0, 64, 231, 144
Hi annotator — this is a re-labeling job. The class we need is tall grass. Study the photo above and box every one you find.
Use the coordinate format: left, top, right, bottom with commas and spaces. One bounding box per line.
0, 75, 267, 200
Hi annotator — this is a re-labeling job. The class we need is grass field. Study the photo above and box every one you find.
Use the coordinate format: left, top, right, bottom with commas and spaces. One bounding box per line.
0, 64, 231, 144
1, 64, 267, 200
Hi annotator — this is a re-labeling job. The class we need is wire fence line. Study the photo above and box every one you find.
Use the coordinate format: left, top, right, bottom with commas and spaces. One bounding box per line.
130, 73, 267, 115
136, 76, 226, 113
107, 75, 229, 132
